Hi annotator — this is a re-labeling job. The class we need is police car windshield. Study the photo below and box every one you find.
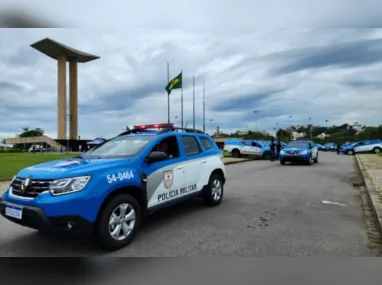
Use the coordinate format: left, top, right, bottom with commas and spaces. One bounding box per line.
81, 135, 154, 158
287, 141, 309, 148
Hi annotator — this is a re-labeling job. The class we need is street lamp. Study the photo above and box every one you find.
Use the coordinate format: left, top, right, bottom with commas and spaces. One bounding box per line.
309, 117, 312, 139
253, 110, 258, 131
289, 115, 293, 140
209, 119, 213, 136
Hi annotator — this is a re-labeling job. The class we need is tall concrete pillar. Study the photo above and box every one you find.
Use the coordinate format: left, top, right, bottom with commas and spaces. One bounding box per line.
31, 38, 100, 140
69, 61, 78, 140
57, 54, 67, 139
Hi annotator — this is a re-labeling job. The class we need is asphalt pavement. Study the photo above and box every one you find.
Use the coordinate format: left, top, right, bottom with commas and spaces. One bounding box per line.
0, 152, 375, 256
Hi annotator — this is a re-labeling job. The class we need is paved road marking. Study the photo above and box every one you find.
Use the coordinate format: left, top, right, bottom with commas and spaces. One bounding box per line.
322, 200, 347, 207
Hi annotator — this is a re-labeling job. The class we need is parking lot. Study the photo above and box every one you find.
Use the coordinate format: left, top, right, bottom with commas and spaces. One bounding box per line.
0, 152, 375, 256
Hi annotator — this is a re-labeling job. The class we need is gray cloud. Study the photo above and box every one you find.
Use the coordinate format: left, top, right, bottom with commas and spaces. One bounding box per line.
272, 38, 382, 75
0, 80, 25, 91
210, 88, 286, 112
1, 27, 382, 140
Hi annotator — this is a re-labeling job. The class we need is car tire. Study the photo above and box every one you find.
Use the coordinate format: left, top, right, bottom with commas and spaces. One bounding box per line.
95, 194, 141, 251
313, 154, 319, 163
348, 150, 354, 155
280, 159, 285, 165
307, 155, 313, 165
231, 149, 241, 158
373, 147, 381, 154
203, 174, 224, 207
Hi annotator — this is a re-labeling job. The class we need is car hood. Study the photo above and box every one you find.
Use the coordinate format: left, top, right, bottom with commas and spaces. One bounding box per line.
16, 157, 135, 179
282, 147, 309, 152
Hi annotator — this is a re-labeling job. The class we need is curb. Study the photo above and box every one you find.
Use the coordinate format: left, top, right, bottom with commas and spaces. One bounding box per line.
355, 155, 382, 240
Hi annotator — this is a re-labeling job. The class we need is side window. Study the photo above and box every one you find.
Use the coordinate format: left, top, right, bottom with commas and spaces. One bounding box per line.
181, 136, 201, 156
200, 137, 213, 150
150, 135, 180, 160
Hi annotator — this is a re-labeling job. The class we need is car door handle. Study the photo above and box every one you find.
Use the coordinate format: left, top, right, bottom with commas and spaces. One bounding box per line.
176, 166, 183, 170
202, 160, 207, 164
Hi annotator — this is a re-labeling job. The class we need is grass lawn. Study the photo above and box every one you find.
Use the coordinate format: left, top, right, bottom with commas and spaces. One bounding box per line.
0, 153, 76, 181
222, 151, 231, 157
378, 153, 382, 157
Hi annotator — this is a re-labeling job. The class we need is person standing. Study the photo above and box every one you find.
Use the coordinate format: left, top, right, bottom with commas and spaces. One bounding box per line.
276, 139, 282, 159
270, 139, 276, 161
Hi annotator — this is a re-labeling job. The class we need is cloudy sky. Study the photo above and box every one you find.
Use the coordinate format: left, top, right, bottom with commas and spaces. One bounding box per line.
1, 1, 382, 140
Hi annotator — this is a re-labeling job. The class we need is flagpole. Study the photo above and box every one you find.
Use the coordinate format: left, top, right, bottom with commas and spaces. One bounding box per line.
181, 70, 183, 129
193, 75, 195, 130
167, 62, 170, 124
203, 79, 205, 133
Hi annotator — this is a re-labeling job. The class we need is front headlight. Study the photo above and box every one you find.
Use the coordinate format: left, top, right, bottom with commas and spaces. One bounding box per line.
280, 150, 285, 155
49, 176, 91, 196
300, 150, 308, 155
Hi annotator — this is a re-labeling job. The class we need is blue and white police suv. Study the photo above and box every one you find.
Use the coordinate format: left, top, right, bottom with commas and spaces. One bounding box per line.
0, 124, 226, 250
223, 139, 273, 159
279, 140, 319, 165
351, 139, 382, 155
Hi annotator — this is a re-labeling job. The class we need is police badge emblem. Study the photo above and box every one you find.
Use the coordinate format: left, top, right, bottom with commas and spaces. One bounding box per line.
163, 170, 173, 189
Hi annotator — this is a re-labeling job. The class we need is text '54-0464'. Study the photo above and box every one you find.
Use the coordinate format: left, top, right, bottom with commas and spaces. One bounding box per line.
106, 171, 135, 184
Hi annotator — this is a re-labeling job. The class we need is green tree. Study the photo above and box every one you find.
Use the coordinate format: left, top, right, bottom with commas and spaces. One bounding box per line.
276, 129, 289, 141
18, 127, 44, 138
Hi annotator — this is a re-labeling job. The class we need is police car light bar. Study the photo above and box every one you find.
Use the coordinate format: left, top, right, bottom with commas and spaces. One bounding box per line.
134, 123, 174, 129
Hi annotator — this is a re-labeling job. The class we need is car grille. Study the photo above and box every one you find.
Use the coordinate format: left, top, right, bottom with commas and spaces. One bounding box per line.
11, 177, 53, 198
286, 151, 299, 155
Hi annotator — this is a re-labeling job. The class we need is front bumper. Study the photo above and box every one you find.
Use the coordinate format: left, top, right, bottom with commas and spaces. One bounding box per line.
280, 154, 310, 162
0, 200, 94, 235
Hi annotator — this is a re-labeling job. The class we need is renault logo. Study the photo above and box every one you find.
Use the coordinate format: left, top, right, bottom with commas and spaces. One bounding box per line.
21, 177, 32, 193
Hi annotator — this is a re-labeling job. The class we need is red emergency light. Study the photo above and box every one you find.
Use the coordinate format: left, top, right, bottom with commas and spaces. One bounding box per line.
134, 123, 174, 129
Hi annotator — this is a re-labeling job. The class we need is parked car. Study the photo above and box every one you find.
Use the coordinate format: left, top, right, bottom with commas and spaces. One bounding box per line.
345, 139, 382, 155
223, 139, 273, 159
314, 143, 327, 151
324, 142, 337, 151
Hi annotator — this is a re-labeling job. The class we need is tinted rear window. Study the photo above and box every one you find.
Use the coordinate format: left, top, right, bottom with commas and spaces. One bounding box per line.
181, 136, 202, 156
200, 137, 213, 150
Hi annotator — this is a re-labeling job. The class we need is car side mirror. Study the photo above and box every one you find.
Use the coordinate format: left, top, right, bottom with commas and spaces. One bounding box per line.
145, 151, 168, 163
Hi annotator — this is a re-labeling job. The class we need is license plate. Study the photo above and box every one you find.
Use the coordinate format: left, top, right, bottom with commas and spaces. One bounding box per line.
5, 204, 23, 220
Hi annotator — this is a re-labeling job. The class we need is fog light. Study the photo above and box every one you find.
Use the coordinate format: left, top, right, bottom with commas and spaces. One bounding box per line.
67, 222, 72, 230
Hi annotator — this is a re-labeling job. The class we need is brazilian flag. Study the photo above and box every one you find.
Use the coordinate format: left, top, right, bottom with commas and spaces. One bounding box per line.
165, 72, 182, 95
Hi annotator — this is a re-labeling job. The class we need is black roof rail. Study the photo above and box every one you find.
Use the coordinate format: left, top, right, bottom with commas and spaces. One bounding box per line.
157, 127, 204, 135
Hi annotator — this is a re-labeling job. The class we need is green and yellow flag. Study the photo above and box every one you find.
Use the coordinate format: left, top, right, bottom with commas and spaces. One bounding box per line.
165, 72, 182, 95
